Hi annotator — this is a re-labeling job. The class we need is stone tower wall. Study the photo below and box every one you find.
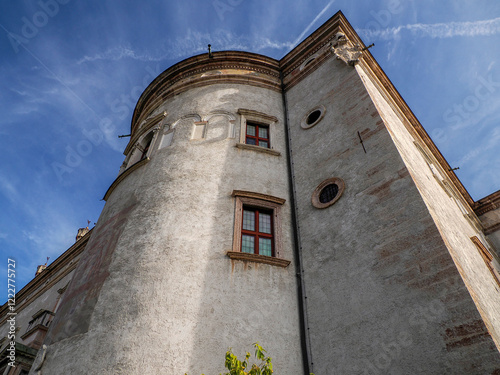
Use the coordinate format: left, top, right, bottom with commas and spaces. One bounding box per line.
36, 69, 304, 373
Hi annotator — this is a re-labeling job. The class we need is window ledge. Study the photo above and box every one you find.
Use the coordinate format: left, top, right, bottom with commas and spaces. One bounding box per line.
235, 143, 281, 156
21, 324, 49, 340
103, 157, 150, 201
227, 251, 290, 268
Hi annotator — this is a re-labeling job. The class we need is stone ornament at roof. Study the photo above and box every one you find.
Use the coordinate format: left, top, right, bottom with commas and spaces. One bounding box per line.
331, 32, 363, 66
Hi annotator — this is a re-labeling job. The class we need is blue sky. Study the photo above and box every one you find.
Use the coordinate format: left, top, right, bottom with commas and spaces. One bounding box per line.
1, 0, 499, 298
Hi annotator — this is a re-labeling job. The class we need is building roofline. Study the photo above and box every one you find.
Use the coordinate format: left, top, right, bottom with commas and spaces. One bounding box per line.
0, 229, 91, 322
474, 189, 500, 215
126, 10, 491, 207
129, 51, 281, 142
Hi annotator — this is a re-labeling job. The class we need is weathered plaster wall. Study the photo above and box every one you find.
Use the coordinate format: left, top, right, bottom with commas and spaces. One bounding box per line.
285, 54, 500, 374
36, 83, 303, 374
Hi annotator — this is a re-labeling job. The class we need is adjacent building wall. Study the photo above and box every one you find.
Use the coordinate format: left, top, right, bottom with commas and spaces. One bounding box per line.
356, 57, 500, 346
284, 47, 500, 374
0, 231, 87, 372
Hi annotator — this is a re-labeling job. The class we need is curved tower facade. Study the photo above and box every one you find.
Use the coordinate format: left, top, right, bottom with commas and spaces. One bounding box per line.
39, 52, 305, 374
21, 11, 500, 375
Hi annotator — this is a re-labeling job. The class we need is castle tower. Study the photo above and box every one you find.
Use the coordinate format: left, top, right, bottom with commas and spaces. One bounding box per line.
37, 52, 304, 374
28, 11, 500, 375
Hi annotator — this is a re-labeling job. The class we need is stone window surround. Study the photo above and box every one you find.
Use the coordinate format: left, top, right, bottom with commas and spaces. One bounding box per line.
301, 105, 326, 129
311, 177, 345, 209
228, 190, 290, 268
235, 109, 280, 156
124, 127, 161, 169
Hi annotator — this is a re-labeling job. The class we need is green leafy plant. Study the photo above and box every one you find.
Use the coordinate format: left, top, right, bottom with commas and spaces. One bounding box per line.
187, 342, 314, 375
222, 342, 273, 375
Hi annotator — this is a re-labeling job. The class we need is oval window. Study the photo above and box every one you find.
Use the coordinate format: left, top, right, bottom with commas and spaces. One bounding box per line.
312, 177, 345, 208
301, 106, 325, 129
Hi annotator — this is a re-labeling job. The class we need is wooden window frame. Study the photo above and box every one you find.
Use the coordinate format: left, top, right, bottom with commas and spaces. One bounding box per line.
241, 207, 274, 256
245, 122, 270, 148
229, 190, 290, 267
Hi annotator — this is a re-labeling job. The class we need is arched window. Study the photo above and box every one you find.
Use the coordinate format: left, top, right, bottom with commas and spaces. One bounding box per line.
141, 132, 154, 160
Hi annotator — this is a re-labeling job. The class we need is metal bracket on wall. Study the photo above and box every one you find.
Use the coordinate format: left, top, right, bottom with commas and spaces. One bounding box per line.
357, 131, 367, 153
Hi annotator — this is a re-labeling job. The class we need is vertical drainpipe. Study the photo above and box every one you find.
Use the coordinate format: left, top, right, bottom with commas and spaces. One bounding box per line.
280, 71, 313, 375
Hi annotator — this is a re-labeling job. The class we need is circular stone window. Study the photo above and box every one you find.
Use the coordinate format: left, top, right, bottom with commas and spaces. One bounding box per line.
301, 106, 326, 129
311, 177, 345, 208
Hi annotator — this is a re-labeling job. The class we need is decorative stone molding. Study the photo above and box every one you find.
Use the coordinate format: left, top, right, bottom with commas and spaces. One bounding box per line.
301, 106, 326, 129
171, 114, 202, 128
124, 112, 167, 155
226, 251, 290, 268
331, 32, 363, 66
474, 190, 500, 216
237, 108, 278, 123
231, 190, 287, 260
311, 177, 345, 209
484, 222, 500, 235
237, 108, 280, 154
131, 52, 281, 135
235, 143, 281, 156
203, 110, 237, 122
231, 190, 286, 205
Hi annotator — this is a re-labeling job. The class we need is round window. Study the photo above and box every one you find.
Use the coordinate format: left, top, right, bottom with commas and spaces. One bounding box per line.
301, 106, 325, 129
311, 177, 345, 208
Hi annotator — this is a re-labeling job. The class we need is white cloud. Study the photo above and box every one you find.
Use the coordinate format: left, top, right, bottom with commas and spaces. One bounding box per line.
456, 125, 500, 166
0, 174, 20, 204
76, 29, 296, 65
357, 17, 500, 41
290, 0, 336, 48
77, 46, 164, 64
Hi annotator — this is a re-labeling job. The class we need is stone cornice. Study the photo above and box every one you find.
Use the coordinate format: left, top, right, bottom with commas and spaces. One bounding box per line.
130, 51, 281, 138
237, 108, 278, 123
280, 11, 344, 89
474, 190, 500, 216
278, 11, 478, 209
310, 13, 477, 209
124, 10, 489, 212
231, 190, 286, 205
103, 157, 150, 201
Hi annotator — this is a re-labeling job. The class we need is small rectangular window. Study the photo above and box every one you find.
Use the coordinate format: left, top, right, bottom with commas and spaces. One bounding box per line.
228, 190, 290, 267
241, 207, 274, 256
245, 122, 270, 148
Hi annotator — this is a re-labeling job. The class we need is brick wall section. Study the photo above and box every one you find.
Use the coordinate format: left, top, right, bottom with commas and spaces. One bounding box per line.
285, 55, 500, 374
